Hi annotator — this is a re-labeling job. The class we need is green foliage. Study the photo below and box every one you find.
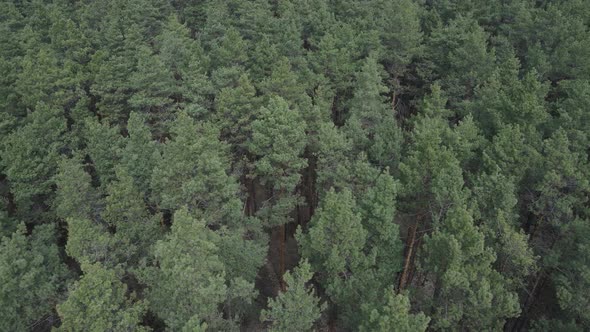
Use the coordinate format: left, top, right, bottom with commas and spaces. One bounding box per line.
421, 205, 520, 330
1, 104, 67, 213
0, 203, 16, 237
181, 316, 208, 332
508, 1, 590, 82
128, 16, 211, 136
546, 219, 590, 328
16, 46, 82, 109
424, 15, 495, 104
533, 129, 588, 227
309, 28, 358, 107
102, 167, 162, 266
87, 20, 142, 125
531, 319, 583, 332
0, 223, 71, 331
214, 74, 261, 150
260, 259, 326, 332
215, 221, 266, 292
0, 2, 25, 114
54, 155, 99, 221
469, 55, 549, 137
3, 0, 590, 330
357, 171, 403, 278
120, 112, 159, 194
359, 291, 429, 332
65, 217, 122, 267
150, 112, 241, 225
483, 123, 541, 182
553, 79, 590, 151
297, 188, 372, 325
249, 97, 307, 193
248, 95, 307, 227
344, 57, 395, 156
83, 117, 124, 187
399, 114, 468, 216
471, 169, 537, 283
56, 263, 148, 332
315, 122, 355, 192
140, 207, 247, 330
298, 188, 366, 284
259, 57, 311, 109
372, 0, 423, 80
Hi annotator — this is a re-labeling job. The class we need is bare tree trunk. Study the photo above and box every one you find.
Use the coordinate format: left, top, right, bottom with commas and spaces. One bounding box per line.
303, 148, 317, 229
399, 216, 420, 291
279, 222, 286, 291
510, 271, 545, 332
264, 260, 281, 297
246, 177, 256, 216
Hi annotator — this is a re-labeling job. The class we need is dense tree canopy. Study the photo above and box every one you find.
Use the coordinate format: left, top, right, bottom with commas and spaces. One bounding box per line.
1, 0, 590, 330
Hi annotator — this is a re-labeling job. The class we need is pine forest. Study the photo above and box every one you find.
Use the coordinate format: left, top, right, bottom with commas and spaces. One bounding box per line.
1, 0, 590, 331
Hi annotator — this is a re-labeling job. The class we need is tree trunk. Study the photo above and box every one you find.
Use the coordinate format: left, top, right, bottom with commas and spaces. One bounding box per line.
264, 260, 281, 297
392, 90, 397, 115
279, 222, 286, 291
302, 147, 317, 229
509, 271, 545, 331
399, 215, 420, 291
246, 177, 256, 216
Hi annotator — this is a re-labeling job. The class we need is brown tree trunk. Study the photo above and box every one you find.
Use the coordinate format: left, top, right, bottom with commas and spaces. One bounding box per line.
308, 156, 317, 218
508, 219, 559, 331
264, 260, 281, 297
399, 216, 420, 291
392, 90, 397, 115
302, 148, 317, 229
509, 271, 545, 332
246, 177, 256, 216
279, 222, 286, 291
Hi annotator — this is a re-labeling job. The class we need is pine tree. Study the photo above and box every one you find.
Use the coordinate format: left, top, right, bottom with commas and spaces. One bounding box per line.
139, 207, 241, 330
56, 263, 148, 332
248, 96, 307, 289
424, 15, 495, 106
371, 0, 422, 92
359, 291, 429, 332
208, 27, 250, 89
150, 112, 241, 226
546, 218, 590, 329
65, 217, 125, 268
15, 45, 81, 110
0, 2, 25, 116
260, 259, 326, 332
297, 188, 368, 324
421, 205, 520, 330
469, 55, 549, 137
0, 223, 71, 330
344, 56, 403, 168
120, 112, 159, 195
259, 57, 311, 111
356, 171, 404, 284
532, 129, 588, 229
83, 117, 124, 187
54, 155, 100, 221
214, 74, 262, 154
554, 79, 590, 153
102, 167, 162, 267
1, 104, 68, 217
128, 44, 177, 134
344, 57, 389, 150
471, 168, 537, 284
248, 96, 307, 226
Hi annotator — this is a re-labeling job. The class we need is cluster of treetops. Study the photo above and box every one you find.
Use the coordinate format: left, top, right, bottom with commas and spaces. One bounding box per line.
1, 0, 590, 331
